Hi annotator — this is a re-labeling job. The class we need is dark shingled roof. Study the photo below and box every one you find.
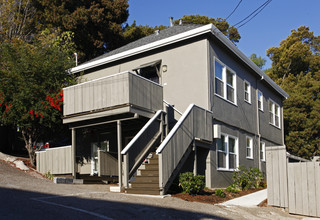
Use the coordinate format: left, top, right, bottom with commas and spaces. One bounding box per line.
82, 24, 204, 64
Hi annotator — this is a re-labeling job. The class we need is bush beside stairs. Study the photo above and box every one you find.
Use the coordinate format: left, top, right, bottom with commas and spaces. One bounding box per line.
126, 152, 160, 195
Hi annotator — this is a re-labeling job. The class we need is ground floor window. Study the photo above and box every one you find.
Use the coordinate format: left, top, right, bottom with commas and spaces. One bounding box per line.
246, 136, 253, 159
260, 141, 266, 161
217, 133, 238, 170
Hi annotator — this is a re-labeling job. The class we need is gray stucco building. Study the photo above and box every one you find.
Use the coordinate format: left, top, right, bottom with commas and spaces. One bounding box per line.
62, 23, 288, 195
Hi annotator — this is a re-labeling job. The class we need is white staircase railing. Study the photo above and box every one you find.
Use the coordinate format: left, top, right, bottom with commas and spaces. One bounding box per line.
121, 110, 164, 188
156, 104, 213, 194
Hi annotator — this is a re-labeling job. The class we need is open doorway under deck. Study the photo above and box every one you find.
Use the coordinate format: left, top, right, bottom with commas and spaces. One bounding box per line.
70, 113, 149, 184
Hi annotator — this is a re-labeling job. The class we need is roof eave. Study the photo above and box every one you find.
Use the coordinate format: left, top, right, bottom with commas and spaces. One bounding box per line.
70, 24, 289, 99
70, 24, 213, 74
209, 26, 289, 99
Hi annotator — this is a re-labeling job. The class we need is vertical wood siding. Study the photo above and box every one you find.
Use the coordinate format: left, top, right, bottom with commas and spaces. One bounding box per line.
63, 71, 163, 117
36, 146, 72, 174
266, 146, 320, 217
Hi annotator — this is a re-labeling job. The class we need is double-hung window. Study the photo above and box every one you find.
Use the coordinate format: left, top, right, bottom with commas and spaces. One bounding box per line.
246, 136, 253, 159
214, 59, 236, 104
258, 90, 263, 111
217, 134, 238, 170
260, 141, 265, 161
269, 99, 280, 128
244, 81, 251, 103
215, 60, 224, 97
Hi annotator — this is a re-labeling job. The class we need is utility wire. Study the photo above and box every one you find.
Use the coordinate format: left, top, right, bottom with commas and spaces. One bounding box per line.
232, 0, 271, 27
237, 0, 272, 29
226, 0, 242, 21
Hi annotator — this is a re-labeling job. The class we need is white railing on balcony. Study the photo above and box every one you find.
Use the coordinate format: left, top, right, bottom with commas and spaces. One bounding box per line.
63, 71, 163, 117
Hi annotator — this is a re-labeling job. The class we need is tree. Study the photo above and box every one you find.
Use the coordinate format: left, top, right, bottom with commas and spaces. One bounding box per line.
32, 0, 129, 62
174, 15, 241, 44
249, 53, 266, 69
267, 26, 320, 159
0, 0, 36, 42
0, 30, 77, 166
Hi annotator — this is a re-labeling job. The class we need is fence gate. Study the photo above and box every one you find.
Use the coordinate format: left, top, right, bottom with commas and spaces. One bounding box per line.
266, 146, 320, 218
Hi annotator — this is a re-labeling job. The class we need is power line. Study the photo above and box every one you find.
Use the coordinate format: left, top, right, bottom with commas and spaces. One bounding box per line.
237, 0, 272, 29
232, 0, 272, 28
226, 0, 242, 21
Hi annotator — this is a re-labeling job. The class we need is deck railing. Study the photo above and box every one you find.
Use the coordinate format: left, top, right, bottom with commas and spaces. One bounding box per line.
63, 71, 163, 118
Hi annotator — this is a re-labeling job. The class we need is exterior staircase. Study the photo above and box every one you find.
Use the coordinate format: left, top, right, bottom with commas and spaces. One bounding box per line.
126, 152, 160, 195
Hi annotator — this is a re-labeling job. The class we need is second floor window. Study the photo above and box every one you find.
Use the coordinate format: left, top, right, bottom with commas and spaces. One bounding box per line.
214, 59, 236, 104
269, 99, 280, 128
244, 81, 251, 103
258, 90, 263, 111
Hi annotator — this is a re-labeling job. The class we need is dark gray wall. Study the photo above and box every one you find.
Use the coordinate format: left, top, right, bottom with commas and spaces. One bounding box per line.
208, 39, 283, 145
207, 38, 284, 188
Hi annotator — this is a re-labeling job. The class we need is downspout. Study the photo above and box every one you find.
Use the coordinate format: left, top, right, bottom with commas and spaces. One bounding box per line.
256, 77, 262, 171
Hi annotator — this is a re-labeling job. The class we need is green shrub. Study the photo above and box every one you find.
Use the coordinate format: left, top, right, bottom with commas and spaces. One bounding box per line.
226, 185, 238, 193
179, 172, 205, 194
215, 189, 226, 198
232, 166, 264, 190
44, 171, 54, 180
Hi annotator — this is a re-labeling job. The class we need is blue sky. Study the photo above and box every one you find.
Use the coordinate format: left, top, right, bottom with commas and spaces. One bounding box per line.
127, 0, 320, 69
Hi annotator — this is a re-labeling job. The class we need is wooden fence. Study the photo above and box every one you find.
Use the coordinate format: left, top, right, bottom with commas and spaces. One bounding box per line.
266, 146, 320, 217
36, 146, 72, 174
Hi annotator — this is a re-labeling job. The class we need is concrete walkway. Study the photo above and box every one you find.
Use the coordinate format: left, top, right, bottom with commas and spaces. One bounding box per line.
219, 189, 267, 207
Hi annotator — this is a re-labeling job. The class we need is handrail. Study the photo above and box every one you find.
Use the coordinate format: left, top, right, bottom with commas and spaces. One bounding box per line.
156, 104, 194, 154
121, 110, 163, 155
121, 109, 164, 188
156, 104, 213, 194
163, 100, 183, 116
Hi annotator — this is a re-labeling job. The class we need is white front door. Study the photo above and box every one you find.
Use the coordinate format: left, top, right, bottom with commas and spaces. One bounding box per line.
91, 143, 99, 175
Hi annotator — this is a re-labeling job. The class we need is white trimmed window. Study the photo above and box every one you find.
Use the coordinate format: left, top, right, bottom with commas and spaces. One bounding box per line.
244, 81, 251, 103
217, 134, 238, 170
246, 136, 253, 159
214, 59, 237, 104
258, 90, 263, 111
269, 99, 280, 128
260, 141, 266, 161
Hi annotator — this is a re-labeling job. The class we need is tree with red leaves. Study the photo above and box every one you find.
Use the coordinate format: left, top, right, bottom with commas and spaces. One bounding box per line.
0, 30, 77, 166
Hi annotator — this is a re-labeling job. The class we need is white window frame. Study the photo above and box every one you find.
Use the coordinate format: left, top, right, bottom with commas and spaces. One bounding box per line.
260, 141, 266, 162
214, 58, 237, 105
269, 99, 281, 128
217, 133, 239, 171
258, 90, 263, 111
246, 136, 253, 159
244, 80, 251, 103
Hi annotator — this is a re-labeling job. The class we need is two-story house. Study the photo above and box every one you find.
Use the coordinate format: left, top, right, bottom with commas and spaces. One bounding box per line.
62, 23, 288, 195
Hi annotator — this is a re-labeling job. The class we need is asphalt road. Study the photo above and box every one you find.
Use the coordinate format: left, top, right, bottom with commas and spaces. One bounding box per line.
0, 160, 301, 220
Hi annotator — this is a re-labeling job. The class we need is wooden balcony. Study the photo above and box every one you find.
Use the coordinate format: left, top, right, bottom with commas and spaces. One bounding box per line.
63, 71, 163, 124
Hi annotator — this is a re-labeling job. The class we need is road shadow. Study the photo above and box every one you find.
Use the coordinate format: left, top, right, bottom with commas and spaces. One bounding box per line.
0, 187, 230, 220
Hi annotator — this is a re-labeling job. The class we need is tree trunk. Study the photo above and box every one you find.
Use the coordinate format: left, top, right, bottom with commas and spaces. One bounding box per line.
21, 129, 36, 167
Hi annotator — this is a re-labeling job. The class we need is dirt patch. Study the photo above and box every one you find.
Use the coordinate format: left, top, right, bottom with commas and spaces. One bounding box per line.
172, 188, 264, 205
258, 199, 268, 207
3, 157, 48, 180
17, 157, 35, 169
